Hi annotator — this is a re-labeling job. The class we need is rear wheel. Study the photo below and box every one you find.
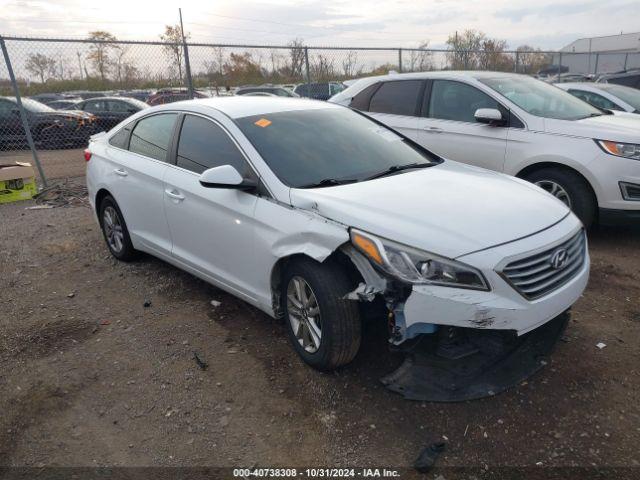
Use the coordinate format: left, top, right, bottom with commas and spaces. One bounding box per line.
282, 258, 361, 371
525, 168, 597, 227
99, 195, 138, 261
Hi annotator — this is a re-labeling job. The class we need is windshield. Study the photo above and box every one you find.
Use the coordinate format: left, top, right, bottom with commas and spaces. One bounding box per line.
596, 84, 640, 111
21, 98, 55, 113
236, 108, 437, 188
479, 76, 602, 120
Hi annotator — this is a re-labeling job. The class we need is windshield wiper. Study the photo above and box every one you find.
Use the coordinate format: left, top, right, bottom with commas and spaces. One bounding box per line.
365, 162, 433, 181
298, 178, 358, 189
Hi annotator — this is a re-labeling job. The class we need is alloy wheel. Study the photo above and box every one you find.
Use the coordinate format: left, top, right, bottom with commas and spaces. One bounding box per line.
103, 206, 125, 253
534, 180, 572, 208
286, 276, 322, 353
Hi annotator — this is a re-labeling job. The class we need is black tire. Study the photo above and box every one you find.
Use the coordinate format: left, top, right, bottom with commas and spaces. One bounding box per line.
524, 168, 597, 228
98, 195, 139, 261
282, 258, 361, 371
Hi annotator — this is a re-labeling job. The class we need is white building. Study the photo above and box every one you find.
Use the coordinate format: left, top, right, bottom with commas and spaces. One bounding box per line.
555, 32, 640, 75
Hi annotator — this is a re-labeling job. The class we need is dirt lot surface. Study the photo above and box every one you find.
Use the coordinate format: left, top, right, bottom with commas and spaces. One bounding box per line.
1, 148, 84, 181
1, 182, 639, 476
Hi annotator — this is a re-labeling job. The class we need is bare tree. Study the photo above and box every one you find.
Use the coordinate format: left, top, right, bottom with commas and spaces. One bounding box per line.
342, 51, 359, 77
516, 45, 552, 74
114, 45, 131, 84
407, 40, 433, 72
285, 38, 305, 80
25, 53, 56, 83
87, 31, 118, 81
160, 24, 189, 83
311, 54, 335, 81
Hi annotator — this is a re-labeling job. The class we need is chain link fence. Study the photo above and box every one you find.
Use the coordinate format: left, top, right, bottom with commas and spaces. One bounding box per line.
1, 35, 639, 185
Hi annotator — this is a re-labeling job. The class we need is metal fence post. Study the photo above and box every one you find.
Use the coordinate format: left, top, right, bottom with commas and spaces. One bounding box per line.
398, 48, 403, 72
304, 47, 311, 89
0, 36, 48, 187
514, 51, 519, 73
558, 51, 563, 74
179, 8, 194, 99
594, 53, 599, 75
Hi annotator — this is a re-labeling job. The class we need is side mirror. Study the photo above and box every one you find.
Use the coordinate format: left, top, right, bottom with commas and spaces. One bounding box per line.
199, 165, 256, 191
475, 108, 506, 126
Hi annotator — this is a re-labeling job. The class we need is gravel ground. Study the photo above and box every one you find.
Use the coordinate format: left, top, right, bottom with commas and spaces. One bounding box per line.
0, 187, 639, 476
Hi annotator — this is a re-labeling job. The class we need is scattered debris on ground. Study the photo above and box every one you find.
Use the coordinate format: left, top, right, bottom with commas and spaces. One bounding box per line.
33, 179, 88, 208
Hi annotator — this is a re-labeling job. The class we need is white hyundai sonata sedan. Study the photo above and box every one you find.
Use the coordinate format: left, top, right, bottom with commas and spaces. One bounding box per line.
86, 97, 589, 371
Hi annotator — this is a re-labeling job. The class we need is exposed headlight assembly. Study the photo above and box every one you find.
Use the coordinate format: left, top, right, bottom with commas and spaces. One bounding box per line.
596, 140, 640, 160
350, 229, 489, 290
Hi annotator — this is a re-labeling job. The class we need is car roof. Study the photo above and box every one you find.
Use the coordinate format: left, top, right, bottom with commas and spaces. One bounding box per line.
153, 96, 339, 119
350, 70, 523, 83
554, 82, 598, 88
76, 96, 136, 102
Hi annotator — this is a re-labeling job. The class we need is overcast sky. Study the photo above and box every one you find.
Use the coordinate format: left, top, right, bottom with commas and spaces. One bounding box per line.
1, 0, 638, 50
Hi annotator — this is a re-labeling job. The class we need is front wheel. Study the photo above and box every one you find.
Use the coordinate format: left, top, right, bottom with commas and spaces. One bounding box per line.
524, 168, 597, 228
282, 258, 361, 371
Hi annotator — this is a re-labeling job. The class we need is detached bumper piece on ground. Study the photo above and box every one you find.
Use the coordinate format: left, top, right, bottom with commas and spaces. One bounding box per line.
381, 311, 570, 402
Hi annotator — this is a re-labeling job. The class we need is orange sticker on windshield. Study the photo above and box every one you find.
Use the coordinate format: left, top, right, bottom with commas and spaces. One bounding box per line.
254, 118, 272, 128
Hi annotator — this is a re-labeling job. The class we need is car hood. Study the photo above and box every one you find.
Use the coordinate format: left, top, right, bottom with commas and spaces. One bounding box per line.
544, 113, 640, 143
289, 161, 571, 259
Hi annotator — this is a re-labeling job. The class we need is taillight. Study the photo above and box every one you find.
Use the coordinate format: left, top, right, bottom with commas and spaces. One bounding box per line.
84, 149, 92, 162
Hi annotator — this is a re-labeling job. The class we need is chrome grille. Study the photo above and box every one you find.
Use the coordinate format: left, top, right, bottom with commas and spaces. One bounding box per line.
501, 230, 586, 300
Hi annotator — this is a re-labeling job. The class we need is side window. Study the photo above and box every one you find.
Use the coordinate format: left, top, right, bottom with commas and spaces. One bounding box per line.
429, 80, 500, 123
369, 80, 423, 116
0, 100, 14, 118
83, 100, 105, 113
176, 115, 247, 175
350, 83, 381, 111
128, 113, 177, 161
107, 100, 132, 112
109, 123, 132, 149
567, 89, 622, 111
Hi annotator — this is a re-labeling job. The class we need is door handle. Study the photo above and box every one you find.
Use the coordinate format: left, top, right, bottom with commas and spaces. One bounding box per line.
165, 189, 185, 201
423, 126, 443, 133
114, 168, 128, 176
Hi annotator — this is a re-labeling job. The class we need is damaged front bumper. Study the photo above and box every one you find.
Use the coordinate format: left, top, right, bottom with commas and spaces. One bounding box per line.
344, 215, 589, 344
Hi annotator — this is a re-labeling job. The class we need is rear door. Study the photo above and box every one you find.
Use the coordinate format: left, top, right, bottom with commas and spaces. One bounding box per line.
417, 79, 507, 172
163, 114, 258, 300
105, 112, 177, 255
363, 80, 424, 142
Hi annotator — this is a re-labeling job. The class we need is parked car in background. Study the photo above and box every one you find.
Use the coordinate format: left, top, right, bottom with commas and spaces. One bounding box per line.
86, 97, 588, 372
236, 86, 298, 97
0, 97, 96, 149
556, 82, 640, 113
47, 99, 81, 110
597, 69, 640, 89
241, 92, 277, 97
67, 91, 111, 100
330, 71, 640, 227
67, 97, 149, 131
30, 93, 81, 105
147, 88, 208, 106
294, 82, 345, 100
116, 90, 155, 103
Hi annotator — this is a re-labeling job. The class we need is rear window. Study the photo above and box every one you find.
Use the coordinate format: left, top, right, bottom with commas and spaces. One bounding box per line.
368, 80, 423, 116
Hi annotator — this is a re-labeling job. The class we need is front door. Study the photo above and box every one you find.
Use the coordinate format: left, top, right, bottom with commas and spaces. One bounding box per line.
163, 114, 258, 300
417, 79, 508, 172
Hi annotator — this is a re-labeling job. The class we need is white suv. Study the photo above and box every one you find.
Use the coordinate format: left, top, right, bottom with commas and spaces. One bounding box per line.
86, 97, 588, 372
330, 72, 640, 227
